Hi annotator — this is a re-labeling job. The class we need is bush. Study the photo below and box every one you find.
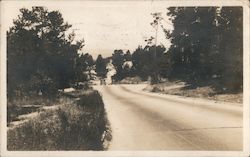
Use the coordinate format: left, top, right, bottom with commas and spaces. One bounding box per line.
7, 90, 110, 150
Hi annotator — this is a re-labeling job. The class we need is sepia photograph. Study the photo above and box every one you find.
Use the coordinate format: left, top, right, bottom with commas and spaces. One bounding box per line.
0, 0, 249, 156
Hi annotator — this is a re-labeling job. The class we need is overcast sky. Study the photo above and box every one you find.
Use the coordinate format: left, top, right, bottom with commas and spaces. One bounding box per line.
3, 1, 173, 59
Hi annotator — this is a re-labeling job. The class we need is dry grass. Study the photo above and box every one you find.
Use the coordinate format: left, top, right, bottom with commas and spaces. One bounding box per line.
146, 81, 243, 103
117, 76, 143, 84
7, 97, 58, 124
7, 90, 111, 150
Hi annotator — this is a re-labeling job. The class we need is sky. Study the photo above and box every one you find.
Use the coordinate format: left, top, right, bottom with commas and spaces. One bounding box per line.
2, 1, 174, 59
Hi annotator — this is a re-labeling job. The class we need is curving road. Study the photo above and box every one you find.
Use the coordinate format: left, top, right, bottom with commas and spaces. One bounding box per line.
94, 84, 243, 151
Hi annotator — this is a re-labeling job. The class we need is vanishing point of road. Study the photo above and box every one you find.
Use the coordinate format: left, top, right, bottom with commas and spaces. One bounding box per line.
94, 84, 242, 150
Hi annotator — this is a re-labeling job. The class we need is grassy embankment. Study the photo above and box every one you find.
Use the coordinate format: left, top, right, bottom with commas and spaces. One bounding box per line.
7, 89, 111, 150
113, 76, 144, 84
145, 80, 242, 103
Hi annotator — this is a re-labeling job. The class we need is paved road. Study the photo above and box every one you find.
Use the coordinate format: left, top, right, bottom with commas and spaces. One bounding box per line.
94, 84, 243, 151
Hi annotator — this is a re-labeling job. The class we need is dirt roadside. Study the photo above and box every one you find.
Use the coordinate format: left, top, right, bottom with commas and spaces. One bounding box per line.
144, 81, 243, 104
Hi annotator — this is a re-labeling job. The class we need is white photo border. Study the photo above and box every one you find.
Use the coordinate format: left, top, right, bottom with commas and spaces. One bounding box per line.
0, 0, 249, 157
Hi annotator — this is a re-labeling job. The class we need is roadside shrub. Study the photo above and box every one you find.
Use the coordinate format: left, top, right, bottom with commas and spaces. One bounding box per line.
7, 90, 109, 150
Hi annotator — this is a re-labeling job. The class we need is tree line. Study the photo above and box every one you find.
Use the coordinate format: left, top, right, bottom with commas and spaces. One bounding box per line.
96, 7, 243, 92
165, 7, 242, 92
7, 7, 94, 99
94, 45, 167, 83
8, 6, 243, 98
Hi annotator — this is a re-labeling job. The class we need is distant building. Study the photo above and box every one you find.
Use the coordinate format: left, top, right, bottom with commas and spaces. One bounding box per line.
106, 60, 116, 84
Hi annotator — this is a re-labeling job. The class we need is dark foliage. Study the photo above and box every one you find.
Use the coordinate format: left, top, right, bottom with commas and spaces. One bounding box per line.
111, 49, 134, 81
111, 50, 125, 81
131, 45, 167, 82
165, 7, 242, 92
7, 7, 93, 99
119, 7, 242, 92
95, 54, 108, 78
75, 53, 94, 82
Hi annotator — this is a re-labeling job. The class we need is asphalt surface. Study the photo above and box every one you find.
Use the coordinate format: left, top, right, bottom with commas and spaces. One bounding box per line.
94, 84, 243, 151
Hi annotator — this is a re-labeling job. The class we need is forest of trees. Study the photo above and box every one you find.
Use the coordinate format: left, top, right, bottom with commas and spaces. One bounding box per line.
164, 7, 243, 92
109, 7, 242, 92
95, 45, 166, 83
8, 6, 243, 98
111, 50, 131, 81
7, 7, 93, 99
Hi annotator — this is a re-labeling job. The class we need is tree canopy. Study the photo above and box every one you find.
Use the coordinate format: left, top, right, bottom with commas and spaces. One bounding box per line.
112, 7, 243, 92
165, 7, 243, 91
7, 7, 92, 98
95, 54, 108, 78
